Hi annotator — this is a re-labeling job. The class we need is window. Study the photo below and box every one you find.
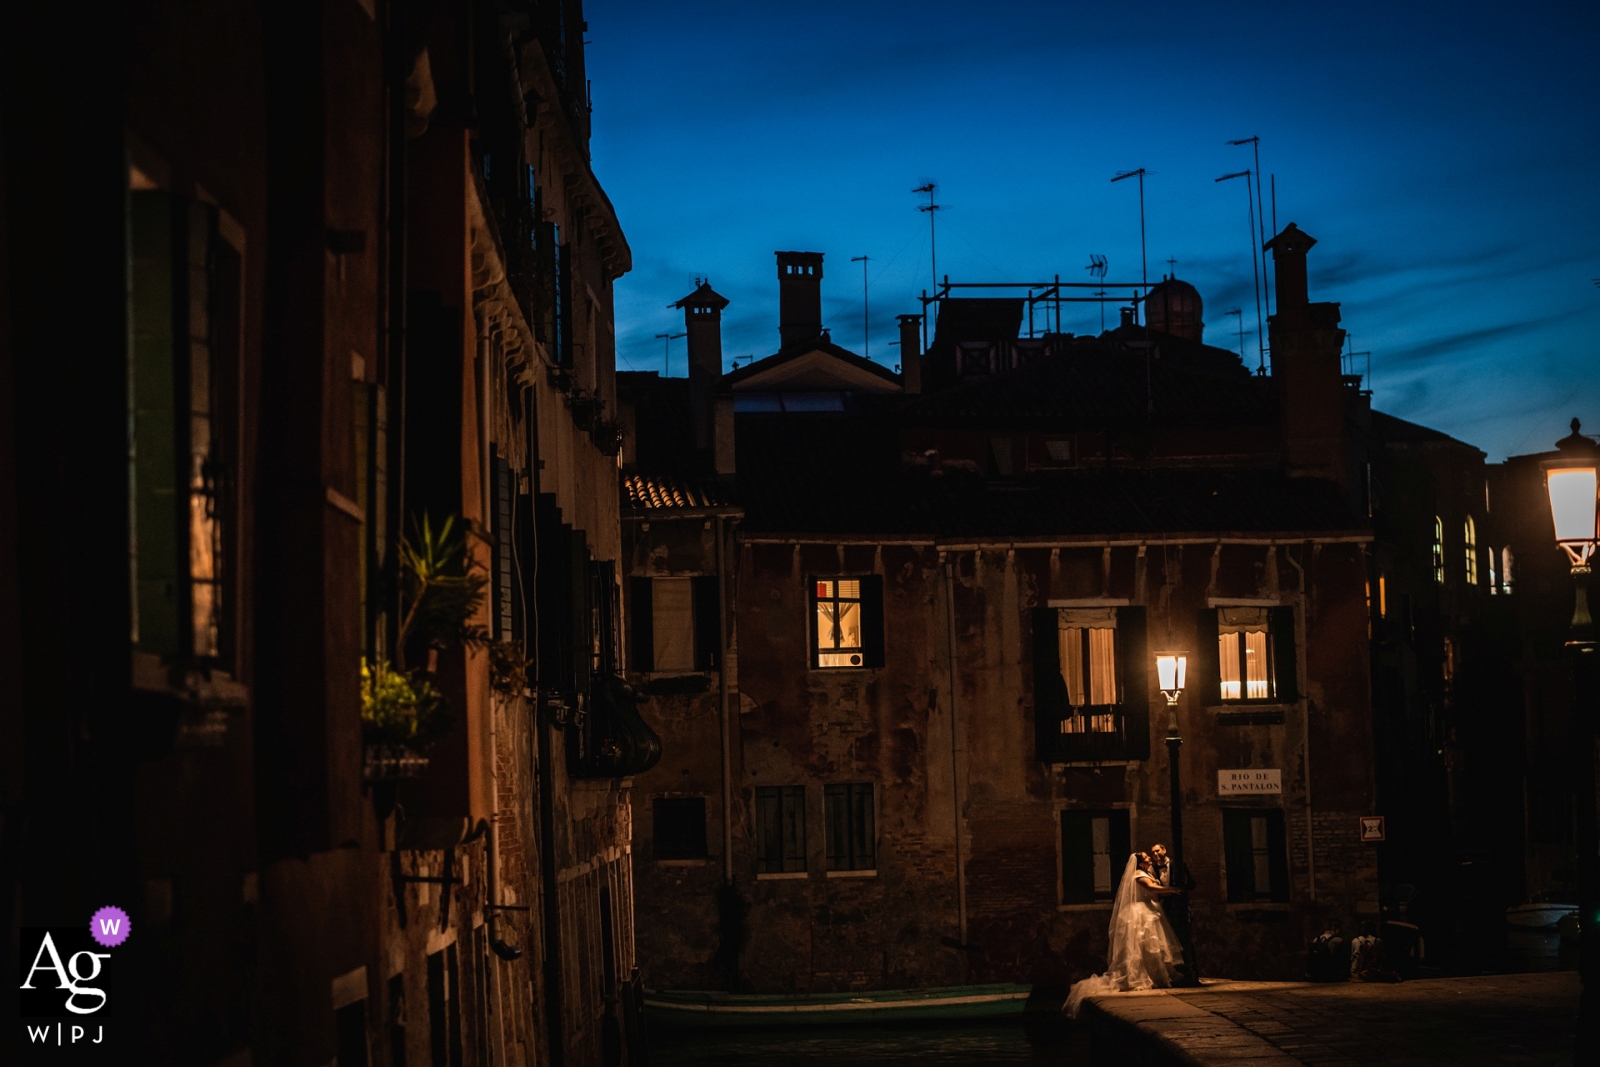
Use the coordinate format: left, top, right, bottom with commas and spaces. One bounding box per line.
1463, 516, 1478, 585
810, 576, 884, 669
1058, 608, 1118, 733
1031, 606, 1150, 763
653, 797, 708, 860
755, 786, 807, 874
335, 999, 370, 1067
1501, 546, 1515, 594
1060, 809, 1131, 904
1222, 808, 1289, 903
1196, 606, 1297, 705
1431, 517, 1444, 584
629, 576, 720, 672
1488, 546, 1498, 593
129, 191, 237, 665
1378, 573, 1387, 617
824, 783, 875, 871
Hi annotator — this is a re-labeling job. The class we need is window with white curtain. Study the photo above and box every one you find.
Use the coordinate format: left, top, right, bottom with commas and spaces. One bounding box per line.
1058, 608, 1118, 733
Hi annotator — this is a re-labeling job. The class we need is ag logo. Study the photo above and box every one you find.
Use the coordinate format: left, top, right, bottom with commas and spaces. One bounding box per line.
20, 927, 117, 1018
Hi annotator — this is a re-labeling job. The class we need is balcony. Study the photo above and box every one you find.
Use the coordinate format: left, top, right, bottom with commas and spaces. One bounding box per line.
1037, 707, 1142, 764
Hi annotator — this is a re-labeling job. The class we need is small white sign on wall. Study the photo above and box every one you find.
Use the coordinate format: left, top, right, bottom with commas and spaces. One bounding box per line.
1217, 768, 1282, 795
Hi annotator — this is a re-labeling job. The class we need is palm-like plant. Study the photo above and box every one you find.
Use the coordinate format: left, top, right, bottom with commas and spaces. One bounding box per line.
395, 513, 488, 670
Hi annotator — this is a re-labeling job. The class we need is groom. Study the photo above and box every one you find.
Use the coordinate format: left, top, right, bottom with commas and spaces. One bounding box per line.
1151, 842, 1200, 987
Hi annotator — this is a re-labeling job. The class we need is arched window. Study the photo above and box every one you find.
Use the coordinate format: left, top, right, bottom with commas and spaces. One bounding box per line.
1432, 517, 1445, 584
1463, 516, 1479, 585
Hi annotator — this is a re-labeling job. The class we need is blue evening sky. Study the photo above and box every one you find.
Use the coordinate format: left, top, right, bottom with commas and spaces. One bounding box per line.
587, 1, 1600, 460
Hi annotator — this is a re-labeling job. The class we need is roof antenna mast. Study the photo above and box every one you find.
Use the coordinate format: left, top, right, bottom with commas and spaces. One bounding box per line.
1228, 136, 1270, 311
1216, 168, 1266, 375
1110, 168, 1150, 313
850, 255, 871, 361
1086, 254, 1109, 333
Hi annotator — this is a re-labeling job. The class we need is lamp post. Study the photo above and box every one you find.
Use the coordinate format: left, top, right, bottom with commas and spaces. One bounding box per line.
1156, 651, 1199, 985
1542, 418, 1600, 1061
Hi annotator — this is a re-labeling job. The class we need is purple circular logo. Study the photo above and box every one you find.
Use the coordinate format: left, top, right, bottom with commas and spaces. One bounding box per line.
89, 906, 131, 948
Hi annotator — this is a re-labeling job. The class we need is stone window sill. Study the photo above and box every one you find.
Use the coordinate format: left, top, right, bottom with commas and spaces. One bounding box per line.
825, 869, 877, 879
655, 858, 711, 868
756, 871, 808, 881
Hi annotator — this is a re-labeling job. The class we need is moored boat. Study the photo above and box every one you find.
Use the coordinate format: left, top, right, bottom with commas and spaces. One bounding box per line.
643, 983, 1033, 1029
1504, 902, 1577, 929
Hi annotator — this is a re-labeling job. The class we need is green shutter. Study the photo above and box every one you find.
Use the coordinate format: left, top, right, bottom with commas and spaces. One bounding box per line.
1116, 607, 1150, 760
1060, 810, 1094, 903
1033, 608, 1065, 762
692, 575, 720, 671
860, 575, 885, 668
1222, 810, 1254, 903
1270, 606, 1298, 702
629, 577, 653, 672
1194, 608, 1221, 705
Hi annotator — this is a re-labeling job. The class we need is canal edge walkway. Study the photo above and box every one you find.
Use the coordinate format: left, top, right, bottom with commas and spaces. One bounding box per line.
1078, 971, 1579, 1066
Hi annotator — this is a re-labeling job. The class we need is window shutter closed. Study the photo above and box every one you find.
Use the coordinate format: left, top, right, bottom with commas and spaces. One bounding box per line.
1194, 608, 1221, 705
1115, 606, 1150, 760
1032, 607, 1066, 761
860, 575, 885, 668
692, 576, 720, 671
629, 577, 654, 672
1223, 810, 1254, 903
1060, 811, 1093, 903
1266, 808, 1290, 902
1108, 812, 1132, 898
1270, 606, 1298, 702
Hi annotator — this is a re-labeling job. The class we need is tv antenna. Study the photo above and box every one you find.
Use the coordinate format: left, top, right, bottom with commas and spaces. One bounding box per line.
1086, 255, 1109, 332
850, 255, 871, 360
654, 331, 685, 376
1110, 168, 1150, 294
912, 182, 942, 298
1216, 169, 1266, 374
1227, 136, 1270, 309
1224, 308, 1244, 360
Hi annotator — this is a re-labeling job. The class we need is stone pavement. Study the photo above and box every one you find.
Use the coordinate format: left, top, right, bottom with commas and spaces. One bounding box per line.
1080, 972, 1578, 1066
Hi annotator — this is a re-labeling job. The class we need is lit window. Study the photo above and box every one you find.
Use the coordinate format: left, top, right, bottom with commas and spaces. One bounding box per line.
1218, 607, 1275, 702
1488, 546, 1498, 593
1501, 547, 1515, 594
1378, 573, 1387, 617
814, 579, 863, 667
1058, 608, 1118, 733
1463, 516, 1478, 585
1432, 517, 1444, 584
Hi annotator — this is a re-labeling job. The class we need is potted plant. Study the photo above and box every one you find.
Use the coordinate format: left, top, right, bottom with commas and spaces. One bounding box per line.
362, 513, 487, 781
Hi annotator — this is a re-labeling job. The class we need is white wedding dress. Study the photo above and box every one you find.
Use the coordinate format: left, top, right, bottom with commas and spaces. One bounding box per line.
1064, 855, 1184, 1018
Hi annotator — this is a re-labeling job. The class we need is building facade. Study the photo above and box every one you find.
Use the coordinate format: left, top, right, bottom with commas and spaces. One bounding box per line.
2, 2, 650, 1065
623, 235, 1385, 991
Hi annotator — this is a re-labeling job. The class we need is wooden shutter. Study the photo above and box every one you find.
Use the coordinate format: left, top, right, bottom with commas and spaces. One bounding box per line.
1270, 606, 1298, 702
1115, 606, 1150, 760
1194, 608, 1221, 705
1060, 810, 1094, 903
692, 575, 720, 671
1108, 810, 1132, 900
491, 452, 515, 641
1222, 810, 1254, 903
1266, 808, 1290, 902
1032, 608, 1066, 762
860, 575, 885, 668
629, 577, 653, 672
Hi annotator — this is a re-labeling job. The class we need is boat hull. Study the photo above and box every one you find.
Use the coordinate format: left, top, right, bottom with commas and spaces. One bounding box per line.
1505, 904, 1577, 929
643, 983, 1033, 1029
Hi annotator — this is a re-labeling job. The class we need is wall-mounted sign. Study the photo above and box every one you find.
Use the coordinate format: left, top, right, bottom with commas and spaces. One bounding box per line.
1358, 816, 1386, 842
1217, 768, 1281, 795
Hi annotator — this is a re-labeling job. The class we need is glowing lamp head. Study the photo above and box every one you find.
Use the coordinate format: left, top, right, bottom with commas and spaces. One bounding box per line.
1543, 418, 1600, 569
1155, 652, 1188, 705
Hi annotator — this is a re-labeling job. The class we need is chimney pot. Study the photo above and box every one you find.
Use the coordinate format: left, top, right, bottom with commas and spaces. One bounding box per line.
776, 251, 825, 349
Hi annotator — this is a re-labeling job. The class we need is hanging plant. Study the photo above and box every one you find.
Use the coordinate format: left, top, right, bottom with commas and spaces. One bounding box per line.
395, 512, 489, 669
361, 657, 452, 747
488, 639, 532, 695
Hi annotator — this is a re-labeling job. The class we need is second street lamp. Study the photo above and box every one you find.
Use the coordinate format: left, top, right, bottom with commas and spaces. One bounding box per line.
1154, 651, 1199, 984
1541, 418, 1599, 1062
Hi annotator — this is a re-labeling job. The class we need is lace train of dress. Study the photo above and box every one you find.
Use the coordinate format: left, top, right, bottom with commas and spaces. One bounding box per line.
1064, 859, 1183, 1018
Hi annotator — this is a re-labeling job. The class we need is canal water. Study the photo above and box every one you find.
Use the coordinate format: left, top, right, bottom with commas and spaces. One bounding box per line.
651, 1020, 1090, 1066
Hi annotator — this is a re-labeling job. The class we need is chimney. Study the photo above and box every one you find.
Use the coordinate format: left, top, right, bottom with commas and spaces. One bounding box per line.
673, 280, 729, 451
776, 251, 824, 349
1120, 306, 1136, 329
897, 314, 923, 394
1265, 222, 1314, 310
1264, 223, 1349, 487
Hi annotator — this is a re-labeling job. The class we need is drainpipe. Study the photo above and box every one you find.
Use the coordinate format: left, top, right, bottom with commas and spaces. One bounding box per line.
941, 554, 967, 945
483, 816, 525, 960
1287, 545, 1315, 901
716, 515, 734, 883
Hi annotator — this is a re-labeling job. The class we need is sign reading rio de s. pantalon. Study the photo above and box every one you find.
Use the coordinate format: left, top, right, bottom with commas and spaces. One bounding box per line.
1217, 768, 1282, 794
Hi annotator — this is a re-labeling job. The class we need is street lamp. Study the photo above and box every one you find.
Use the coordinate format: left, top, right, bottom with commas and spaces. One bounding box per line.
1541, 418, 1599, 1062
1154, 650, 1199, 984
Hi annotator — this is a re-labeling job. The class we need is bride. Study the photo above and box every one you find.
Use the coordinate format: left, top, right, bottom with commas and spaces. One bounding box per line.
1064, 851, 1186, 1018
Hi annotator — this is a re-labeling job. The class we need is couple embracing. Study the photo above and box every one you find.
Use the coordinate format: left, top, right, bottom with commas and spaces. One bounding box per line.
1064, 843, 1199, 1018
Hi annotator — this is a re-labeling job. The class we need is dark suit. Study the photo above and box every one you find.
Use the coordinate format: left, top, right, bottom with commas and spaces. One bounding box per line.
1155, 859, 1200, 985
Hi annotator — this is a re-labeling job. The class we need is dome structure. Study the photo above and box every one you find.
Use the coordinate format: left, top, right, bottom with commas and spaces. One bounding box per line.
1144, 277, 1203, 342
